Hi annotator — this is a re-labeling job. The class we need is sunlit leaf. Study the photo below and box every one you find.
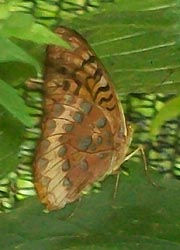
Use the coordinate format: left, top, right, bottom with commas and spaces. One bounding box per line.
0, 36, 40, 71
0, 12, 71, 49
150, 96, 180, 138
0, 79, 34, 126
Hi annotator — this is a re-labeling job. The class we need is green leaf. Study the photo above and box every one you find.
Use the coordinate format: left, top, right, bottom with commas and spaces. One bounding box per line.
0, 36, 40, 71
150, 96, 180, 138
0, 106, 24, 177
0, 12, 71, 48
0, 163, 179, 250
70, 0, 180, 94
107, 0, 180, 11
0, 79, 34, 126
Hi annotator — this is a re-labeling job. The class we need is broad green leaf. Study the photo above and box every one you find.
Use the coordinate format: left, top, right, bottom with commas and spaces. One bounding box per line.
0, 61, 37, 87
150, 96, 180, 138
70, 0, 180, 94
108, 0, 179, 11
0, 12, 71, 48
0, 79, 34, 126
0, 36, 40, 71
0, 163, 179, 250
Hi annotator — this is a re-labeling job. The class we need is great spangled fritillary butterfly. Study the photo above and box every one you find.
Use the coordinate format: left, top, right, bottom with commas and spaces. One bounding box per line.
33, 26, 133, 211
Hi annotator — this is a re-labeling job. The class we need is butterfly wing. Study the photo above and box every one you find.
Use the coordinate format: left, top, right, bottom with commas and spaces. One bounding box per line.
33, 27, 132, 210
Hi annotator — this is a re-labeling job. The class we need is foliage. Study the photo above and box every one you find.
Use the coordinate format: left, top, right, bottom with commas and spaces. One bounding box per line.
0, 1, 179, 249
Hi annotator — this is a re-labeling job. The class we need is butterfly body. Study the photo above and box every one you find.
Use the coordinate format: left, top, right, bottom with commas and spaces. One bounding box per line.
33, 27, 132, 210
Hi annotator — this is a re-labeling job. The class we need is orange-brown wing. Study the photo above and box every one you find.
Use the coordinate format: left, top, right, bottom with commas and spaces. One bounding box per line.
34, 94, 115, 210
33, 27, 131, 211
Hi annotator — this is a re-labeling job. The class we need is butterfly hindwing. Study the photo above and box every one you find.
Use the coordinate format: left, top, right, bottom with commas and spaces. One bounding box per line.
33, 26, 132, 210
34, 94, 115, 210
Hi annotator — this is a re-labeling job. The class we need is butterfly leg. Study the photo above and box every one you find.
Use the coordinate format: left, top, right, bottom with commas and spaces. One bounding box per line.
124, 145, 159, 188
112, 148, 140, 200
112, 145, 159, 204
113, 172, 121, 200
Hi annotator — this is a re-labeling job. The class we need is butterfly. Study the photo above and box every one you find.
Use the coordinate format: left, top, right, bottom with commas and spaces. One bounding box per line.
33, 26, 133, 211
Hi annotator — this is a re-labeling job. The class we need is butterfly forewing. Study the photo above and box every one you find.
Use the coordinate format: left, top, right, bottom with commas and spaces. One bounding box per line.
33, 27, 132, 210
